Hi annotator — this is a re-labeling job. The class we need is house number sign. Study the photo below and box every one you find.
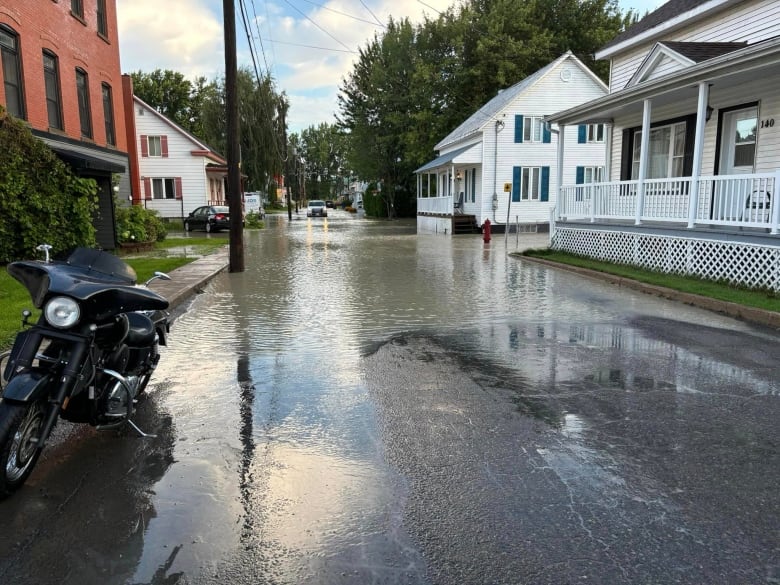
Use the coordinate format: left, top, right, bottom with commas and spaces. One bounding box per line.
760, 118, 775, 128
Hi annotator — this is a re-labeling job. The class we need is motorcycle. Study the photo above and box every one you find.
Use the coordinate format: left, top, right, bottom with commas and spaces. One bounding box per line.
0, 244, 171, 497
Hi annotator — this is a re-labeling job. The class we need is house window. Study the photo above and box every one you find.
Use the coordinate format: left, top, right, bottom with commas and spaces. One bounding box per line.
0, 25, 25, 120
75, 68, 92, 138
632, 122, 686, 179
147, 136, 162, 157
583, 166, 604, 183
102, 83, 115, 145
43, 51, 63, 130
522, 167, 541, 200
587, 124, 605, 143
96, 0, 108, 37
152, 178, 177, 199
71, 0, 84, 19
523, 116, 543, 143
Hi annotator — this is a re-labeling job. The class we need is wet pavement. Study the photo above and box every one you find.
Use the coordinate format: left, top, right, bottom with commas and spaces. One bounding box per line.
0, 211, 778, 584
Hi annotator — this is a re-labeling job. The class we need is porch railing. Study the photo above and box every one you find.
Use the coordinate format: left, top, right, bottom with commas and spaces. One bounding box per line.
558, 171, 780, 234
417, 195, 454, 214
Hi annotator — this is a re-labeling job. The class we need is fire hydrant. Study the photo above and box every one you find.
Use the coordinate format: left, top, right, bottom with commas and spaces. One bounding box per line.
482, 218, 491, 243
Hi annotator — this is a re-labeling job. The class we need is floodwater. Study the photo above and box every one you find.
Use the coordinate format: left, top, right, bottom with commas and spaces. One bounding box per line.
1, 210, 779, 585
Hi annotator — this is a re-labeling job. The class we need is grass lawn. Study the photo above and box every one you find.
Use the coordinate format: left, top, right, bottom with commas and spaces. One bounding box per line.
0, 239, 225, 350
520, 249, 780, 313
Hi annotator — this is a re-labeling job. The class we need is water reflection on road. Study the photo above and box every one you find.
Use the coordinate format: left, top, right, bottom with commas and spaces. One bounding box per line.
130, 212, 778, 584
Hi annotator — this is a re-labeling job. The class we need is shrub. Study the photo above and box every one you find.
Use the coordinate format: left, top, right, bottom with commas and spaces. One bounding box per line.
244, 211, 264, 229
0, 109, 98, 262
115, 202, 167, 243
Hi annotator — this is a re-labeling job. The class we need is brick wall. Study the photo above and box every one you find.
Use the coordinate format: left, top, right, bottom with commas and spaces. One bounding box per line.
0, 0, 127, 152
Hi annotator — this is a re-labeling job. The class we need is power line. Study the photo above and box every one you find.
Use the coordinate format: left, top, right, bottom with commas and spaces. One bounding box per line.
357, 0, 384, 27
257, 37, 358, 54
295, 0, 386, 28
279, 0, 354, 53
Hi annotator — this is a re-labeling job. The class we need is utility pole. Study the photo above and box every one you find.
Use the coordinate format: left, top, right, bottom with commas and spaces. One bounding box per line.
224, 0, 244, 272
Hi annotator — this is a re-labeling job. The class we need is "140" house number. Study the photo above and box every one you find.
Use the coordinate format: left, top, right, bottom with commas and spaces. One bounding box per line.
760, 118, 775, 128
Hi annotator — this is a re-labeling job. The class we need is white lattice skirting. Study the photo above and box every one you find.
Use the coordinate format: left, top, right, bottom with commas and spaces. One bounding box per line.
552, 228, 780, 291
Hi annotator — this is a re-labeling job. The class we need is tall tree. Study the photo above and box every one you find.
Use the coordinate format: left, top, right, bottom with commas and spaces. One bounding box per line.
130, 69, 201, 134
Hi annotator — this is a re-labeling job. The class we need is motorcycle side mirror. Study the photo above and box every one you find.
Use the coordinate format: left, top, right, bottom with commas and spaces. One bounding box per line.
144, 271, 172, 286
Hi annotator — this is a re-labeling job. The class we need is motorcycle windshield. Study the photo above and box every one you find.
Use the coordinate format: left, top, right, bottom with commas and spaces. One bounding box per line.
65, 248, 137, 284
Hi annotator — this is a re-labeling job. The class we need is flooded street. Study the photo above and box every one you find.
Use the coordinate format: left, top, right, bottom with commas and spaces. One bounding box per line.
1, 210, 779, 584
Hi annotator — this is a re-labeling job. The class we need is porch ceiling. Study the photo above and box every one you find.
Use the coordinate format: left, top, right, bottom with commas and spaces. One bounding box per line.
548, 36, 780, 125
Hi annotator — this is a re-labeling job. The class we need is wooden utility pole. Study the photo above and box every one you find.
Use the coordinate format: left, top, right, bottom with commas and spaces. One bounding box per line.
224, 0, 244, 272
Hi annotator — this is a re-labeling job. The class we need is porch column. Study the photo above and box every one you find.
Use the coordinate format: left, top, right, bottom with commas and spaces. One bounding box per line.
604, 124, 613, 181
556, 124, 565, 220
687, 81, 709, 228
450, 164, 455, 206
635, 99, 652, 225
771, 169, 780, 235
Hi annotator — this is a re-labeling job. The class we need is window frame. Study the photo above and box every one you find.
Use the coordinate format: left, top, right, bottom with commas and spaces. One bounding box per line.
0, 24, 25, 120
151, 177, 178, 200
71, 0, 85, 21
96, 0, 108, 38
521, 167, 541, 201
43, 50, 63, 130
587, 123, 605, 143
101, 82, 115, 146
631, 121, 686, 180
147, 135, 162, 157
75, 68, 92, 138
522, 116, 543, 143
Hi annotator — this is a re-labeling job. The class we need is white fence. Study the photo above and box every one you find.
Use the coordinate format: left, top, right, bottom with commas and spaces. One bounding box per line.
559, 171, 780, 234
417, 195, 454, 215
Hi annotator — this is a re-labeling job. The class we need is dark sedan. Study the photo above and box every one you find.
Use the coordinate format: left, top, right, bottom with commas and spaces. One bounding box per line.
184, 205, 232, 233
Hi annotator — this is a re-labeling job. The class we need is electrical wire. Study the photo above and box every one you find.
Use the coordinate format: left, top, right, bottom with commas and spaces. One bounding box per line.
295, 0, 386, 28
255, 37, 358, 53
278, 0, 354, 53
357, 0, 384, 27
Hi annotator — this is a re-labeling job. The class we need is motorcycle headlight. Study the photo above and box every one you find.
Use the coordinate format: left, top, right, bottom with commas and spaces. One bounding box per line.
44, 296, 81, 329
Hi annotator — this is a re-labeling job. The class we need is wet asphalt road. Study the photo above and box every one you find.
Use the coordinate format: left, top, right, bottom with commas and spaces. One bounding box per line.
0, 212, 778, 584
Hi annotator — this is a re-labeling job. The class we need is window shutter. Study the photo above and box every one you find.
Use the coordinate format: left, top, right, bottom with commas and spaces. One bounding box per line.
575, 166, 585, 184
577, 125, 587, 144
541, 166, 550, 202
543, 123, 551, 144
512, 166, 521, 202
161, 135, 169, 157
620, 129, 632, 181
175, 177, 183, 200
514, 115, 524, 143
140, 135, 148, 157
143, 177, 151, 200
471, 168, 476, 202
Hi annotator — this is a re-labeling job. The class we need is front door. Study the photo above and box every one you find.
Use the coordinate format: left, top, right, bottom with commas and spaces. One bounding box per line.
714, 106, 758, 220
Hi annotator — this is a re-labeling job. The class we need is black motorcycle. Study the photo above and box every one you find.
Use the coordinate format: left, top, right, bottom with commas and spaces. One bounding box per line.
0, 245, 171, 497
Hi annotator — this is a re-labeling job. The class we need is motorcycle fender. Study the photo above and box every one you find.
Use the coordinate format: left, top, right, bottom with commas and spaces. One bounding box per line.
2, 370, 52, 403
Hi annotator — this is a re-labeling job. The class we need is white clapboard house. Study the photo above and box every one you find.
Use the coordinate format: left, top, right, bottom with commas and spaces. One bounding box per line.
547, 0, 780, 290
415, 52, 608, 235
129, 95, 227, 219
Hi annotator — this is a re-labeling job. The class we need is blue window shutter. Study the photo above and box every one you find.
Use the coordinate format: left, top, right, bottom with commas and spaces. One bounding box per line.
514, 115, 524, 143
578, 124, 587, 144
541, 167, 550, 202
543, 123, 551, 143
575, 166, 585, 184
512, 166, 521, 202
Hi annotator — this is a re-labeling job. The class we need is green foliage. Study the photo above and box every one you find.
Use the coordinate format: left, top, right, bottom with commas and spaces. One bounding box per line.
0, 110, 98, 262
244, 211, 265, 229
115, 202, 167, 243
130, 69, 211, 136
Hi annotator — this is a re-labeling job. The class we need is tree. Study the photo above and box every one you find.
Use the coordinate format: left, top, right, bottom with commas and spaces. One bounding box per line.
0, 109, 97, 262
130, 69, 203, 135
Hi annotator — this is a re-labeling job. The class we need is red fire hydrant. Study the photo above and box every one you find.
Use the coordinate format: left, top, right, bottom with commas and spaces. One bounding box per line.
482, 218, 491, 243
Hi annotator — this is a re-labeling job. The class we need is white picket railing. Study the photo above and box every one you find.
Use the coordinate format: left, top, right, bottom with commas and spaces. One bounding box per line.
558, 171, 780, 234
417, 195, 454, 214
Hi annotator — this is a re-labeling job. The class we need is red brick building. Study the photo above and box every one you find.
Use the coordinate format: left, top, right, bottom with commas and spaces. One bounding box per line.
0, 0, 129, 249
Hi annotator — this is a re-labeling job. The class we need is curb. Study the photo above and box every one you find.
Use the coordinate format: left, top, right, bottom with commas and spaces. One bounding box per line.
516, 255, 780, 330
148, 248, 230, 309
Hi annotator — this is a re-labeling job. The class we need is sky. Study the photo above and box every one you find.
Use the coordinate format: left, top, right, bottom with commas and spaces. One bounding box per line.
116, 0, 665, 134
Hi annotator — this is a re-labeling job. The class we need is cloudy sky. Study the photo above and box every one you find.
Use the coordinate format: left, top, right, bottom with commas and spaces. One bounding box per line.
116, 0, 664, 133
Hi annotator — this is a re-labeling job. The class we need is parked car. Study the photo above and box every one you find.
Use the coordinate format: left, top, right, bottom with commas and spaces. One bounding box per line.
307, 200, 328, 217
184, 205, 232, 233
325, 200, 335, 208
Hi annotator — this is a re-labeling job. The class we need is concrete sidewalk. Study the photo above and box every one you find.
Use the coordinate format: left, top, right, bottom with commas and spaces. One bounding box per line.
148, 247, 229, 309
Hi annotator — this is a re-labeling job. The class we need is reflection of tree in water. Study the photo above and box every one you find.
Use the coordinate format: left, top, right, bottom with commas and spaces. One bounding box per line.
237, 353, 256, 543
131, 545, 184, 585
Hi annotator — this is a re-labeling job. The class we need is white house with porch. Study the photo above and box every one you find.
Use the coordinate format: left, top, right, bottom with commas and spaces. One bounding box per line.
415, 52, 608, 235
547, 0, 780, 291
131, 96, 228, 220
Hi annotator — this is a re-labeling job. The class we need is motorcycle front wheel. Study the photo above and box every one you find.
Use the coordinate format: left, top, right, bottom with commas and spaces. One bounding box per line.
0, 400, 46, 497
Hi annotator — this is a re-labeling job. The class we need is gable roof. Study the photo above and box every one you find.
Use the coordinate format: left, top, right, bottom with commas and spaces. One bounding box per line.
435, 52, 604, 150
133, 96, 226, 164
626, 40, 748, 86
597, 0, 740, 58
